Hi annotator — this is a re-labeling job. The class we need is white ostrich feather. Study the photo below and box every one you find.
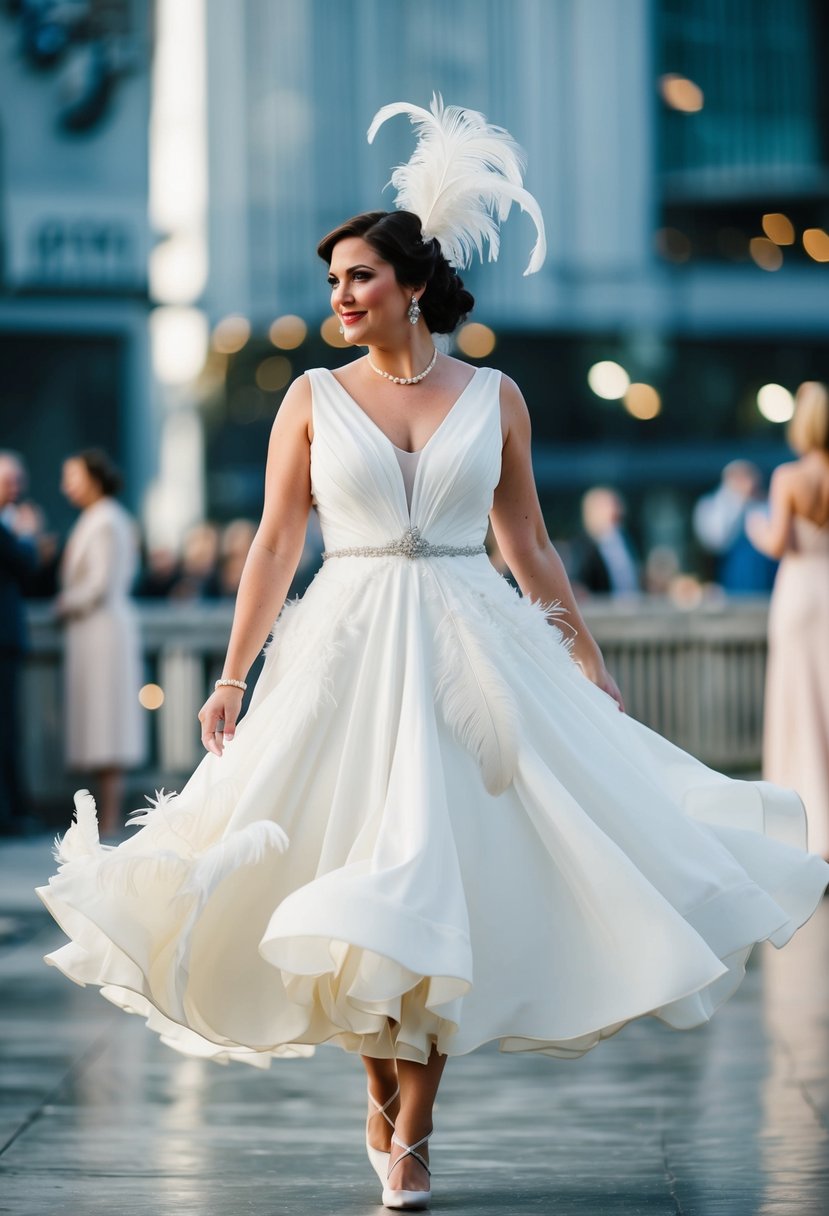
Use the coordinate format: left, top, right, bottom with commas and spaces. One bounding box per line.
433, 606, 520, 796
180, 820, 289, 899
53, 789, 102, 865
126, 787, 180, 830
96, 820, 289, 900
367, 93, 546, 276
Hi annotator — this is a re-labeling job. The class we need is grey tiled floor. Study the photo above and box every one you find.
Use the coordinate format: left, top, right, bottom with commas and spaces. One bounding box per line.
1, 838, 827, 1216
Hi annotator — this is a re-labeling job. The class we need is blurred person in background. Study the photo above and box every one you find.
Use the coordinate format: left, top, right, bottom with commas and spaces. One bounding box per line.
55, 449, 145, 838
209, 519, 258, 598
135, 543, 179, 599
0, 451, 37, 836
570, 486, 641, 598
167, 521, 221, 601
747, 382, 829, 860
643, 544, 681, 598
693, 460, 777, 594
0, 450, 59, 596
0, 451, 28, 532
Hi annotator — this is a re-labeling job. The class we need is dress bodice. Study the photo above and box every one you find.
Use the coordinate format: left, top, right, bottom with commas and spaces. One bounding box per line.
391, 444, 421, 513
307, 366, 503, 554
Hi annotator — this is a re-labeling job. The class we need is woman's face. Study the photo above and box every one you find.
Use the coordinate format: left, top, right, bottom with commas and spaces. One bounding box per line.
61, 458, 100, 508
327, 237, 418, 346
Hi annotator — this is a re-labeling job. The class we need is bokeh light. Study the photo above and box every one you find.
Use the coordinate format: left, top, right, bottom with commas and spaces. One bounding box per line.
761, 213, 795, 246
269, 315, 307, 349
456, 323, 496, 358
803, 228, 829, 262
150, 306, 208, 385
588, 361, 630, 400
749, 237, 783, 271
659, 74, 704, 112
655, 227, 691, 263
320, 315, 349, 348
149, 235, 208, 304
756, 383, 795, 423
138, 683, 165, 710
255, 356, 292, 392
623, 383, 662, 420
212, 314, 251, 354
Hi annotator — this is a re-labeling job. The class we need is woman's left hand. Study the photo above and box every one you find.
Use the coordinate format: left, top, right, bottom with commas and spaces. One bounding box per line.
576, 649, 626, 713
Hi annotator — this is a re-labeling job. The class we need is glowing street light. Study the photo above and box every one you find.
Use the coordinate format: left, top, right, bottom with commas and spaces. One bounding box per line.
456, 323, 496, 358
588, 361, 630, 400
659, 74, 704, 113
623, 383, 661, 420
150, 306, 209, 385
212, 314, 251, 354
749, 238, 783, 271
761, 213, 795, 246
756, 384, 795, 423
321, 316, 349, 348
269, 315, 308, 349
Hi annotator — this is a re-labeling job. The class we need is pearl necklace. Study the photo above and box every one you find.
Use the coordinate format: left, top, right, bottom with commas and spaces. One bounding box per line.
367, 347, 438, 385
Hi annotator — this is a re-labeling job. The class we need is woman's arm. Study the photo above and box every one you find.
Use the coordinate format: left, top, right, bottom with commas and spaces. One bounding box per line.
745, 464, 794, 559
489, 375, 624, 711
198, 376, 313, 754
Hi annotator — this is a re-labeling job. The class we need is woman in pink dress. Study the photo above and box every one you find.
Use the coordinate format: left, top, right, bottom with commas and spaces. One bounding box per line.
748, 381, 829, 860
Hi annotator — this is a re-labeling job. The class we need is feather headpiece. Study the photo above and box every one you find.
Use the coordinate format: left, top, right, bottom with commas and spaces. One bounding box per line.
367, 93, 546, 276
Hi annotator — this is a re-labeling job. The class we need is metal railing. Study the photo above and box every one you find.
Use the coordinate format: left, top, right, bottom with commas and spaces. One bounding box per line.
23, 596, 769, 813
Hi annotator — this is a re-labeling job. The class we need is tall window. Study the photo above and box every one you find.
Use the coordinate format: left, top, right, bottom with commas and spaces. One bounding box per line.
656, 0, 829, 264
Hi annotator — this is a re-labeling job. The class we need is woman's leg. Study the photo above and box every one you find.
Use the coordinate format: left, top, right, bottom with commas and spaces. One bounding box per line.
362, 1055, 400, 1152
388, 1046, 447, 1192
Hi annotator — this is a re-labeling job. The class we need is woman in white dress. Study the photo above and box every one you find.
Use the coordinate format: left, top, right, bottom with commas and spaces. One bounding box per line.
56, 449, 144, 837
38, 100, 829, 1212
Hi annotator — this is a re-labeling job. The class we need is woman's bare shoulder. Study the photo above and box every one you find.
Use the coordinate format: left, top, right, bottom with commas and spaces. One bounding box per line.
771, 458, 809, 490
496, 372, 530, 440
271, 373, 313, 441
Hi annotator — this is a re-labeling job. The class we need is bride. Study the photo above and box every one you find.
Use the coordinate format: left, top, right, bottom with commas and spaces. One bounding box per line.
38, 98, 829, 1212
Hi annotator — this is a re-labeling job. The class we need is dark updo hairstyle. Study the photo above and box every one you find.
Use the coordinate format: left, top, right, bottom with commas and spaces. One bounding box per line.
76, 448, 123, 497
317, 210, 474, 335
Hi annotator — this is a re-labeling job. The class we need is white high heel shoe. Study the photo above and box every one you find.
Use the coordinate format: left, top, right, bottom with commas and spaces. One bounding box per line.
366, 1083, 400, 1184
382, 1129, 432, 1211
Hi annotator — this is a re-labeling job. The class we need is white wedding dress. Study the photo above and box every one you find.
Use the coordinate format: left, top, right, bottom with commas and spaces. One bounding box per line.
37, 366, 829, 1067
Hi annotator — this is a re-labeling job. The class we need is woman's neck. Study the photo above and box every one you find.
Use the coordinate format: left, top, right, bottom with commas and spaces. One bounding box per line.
365, 328, 436, 381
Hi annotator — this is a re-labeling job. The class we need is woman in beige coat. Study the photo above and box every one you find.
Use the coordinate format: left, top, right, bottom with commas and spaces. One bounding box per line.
56, 450, 145, 836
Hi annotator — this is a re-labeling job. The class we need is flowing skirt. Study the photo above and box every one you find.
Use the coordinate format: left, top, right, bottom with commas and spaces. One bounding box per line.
38, 554, 829, 1066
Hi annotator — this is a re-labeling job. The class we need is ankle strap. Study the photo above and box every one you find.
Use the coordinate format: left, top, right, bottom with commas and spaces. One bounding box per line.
367, 1083, 400, 1131
388, 1130, 432, 1178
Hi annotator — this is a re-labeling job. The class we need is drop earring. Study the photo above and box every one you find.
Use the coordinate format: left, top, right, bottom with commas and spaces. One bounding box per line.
338, 323, 345, 335
407, 295, 421, 325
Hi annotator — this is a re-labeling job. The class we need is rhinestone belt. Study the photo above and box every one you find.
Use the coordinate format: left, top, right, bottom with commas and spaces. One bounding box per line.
322, 525, 486, 561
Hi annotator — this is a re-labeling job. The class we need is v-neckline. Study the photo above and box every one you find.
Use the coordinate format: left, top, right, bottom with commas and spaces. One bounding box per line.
324, 366, 481, 458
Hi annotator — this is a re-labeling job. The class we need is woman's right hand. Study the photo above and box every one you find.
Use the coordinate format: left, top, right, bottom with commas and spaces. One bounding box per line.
198, 687, 245, 756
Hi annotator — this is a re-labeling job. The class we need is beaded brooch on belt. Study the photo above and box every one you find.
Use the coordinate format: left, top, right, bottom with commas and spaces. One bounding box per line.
322, 525, 485, 561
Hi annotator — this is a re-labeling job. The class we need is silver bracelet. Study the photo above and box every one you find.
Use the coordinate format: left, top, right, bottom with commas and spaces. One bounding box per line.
215, 678, 247, 692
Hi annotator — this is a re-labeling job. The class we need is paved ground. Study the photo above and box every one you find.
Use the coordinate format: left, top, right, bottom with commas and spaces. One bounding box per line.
1, 837, 827, 1216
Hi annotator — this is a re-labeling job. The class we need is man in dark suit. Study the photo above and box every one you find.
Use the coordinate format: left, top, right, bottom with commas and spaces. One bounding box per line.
570, 486, 641, 597
0, 452, 37, 835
